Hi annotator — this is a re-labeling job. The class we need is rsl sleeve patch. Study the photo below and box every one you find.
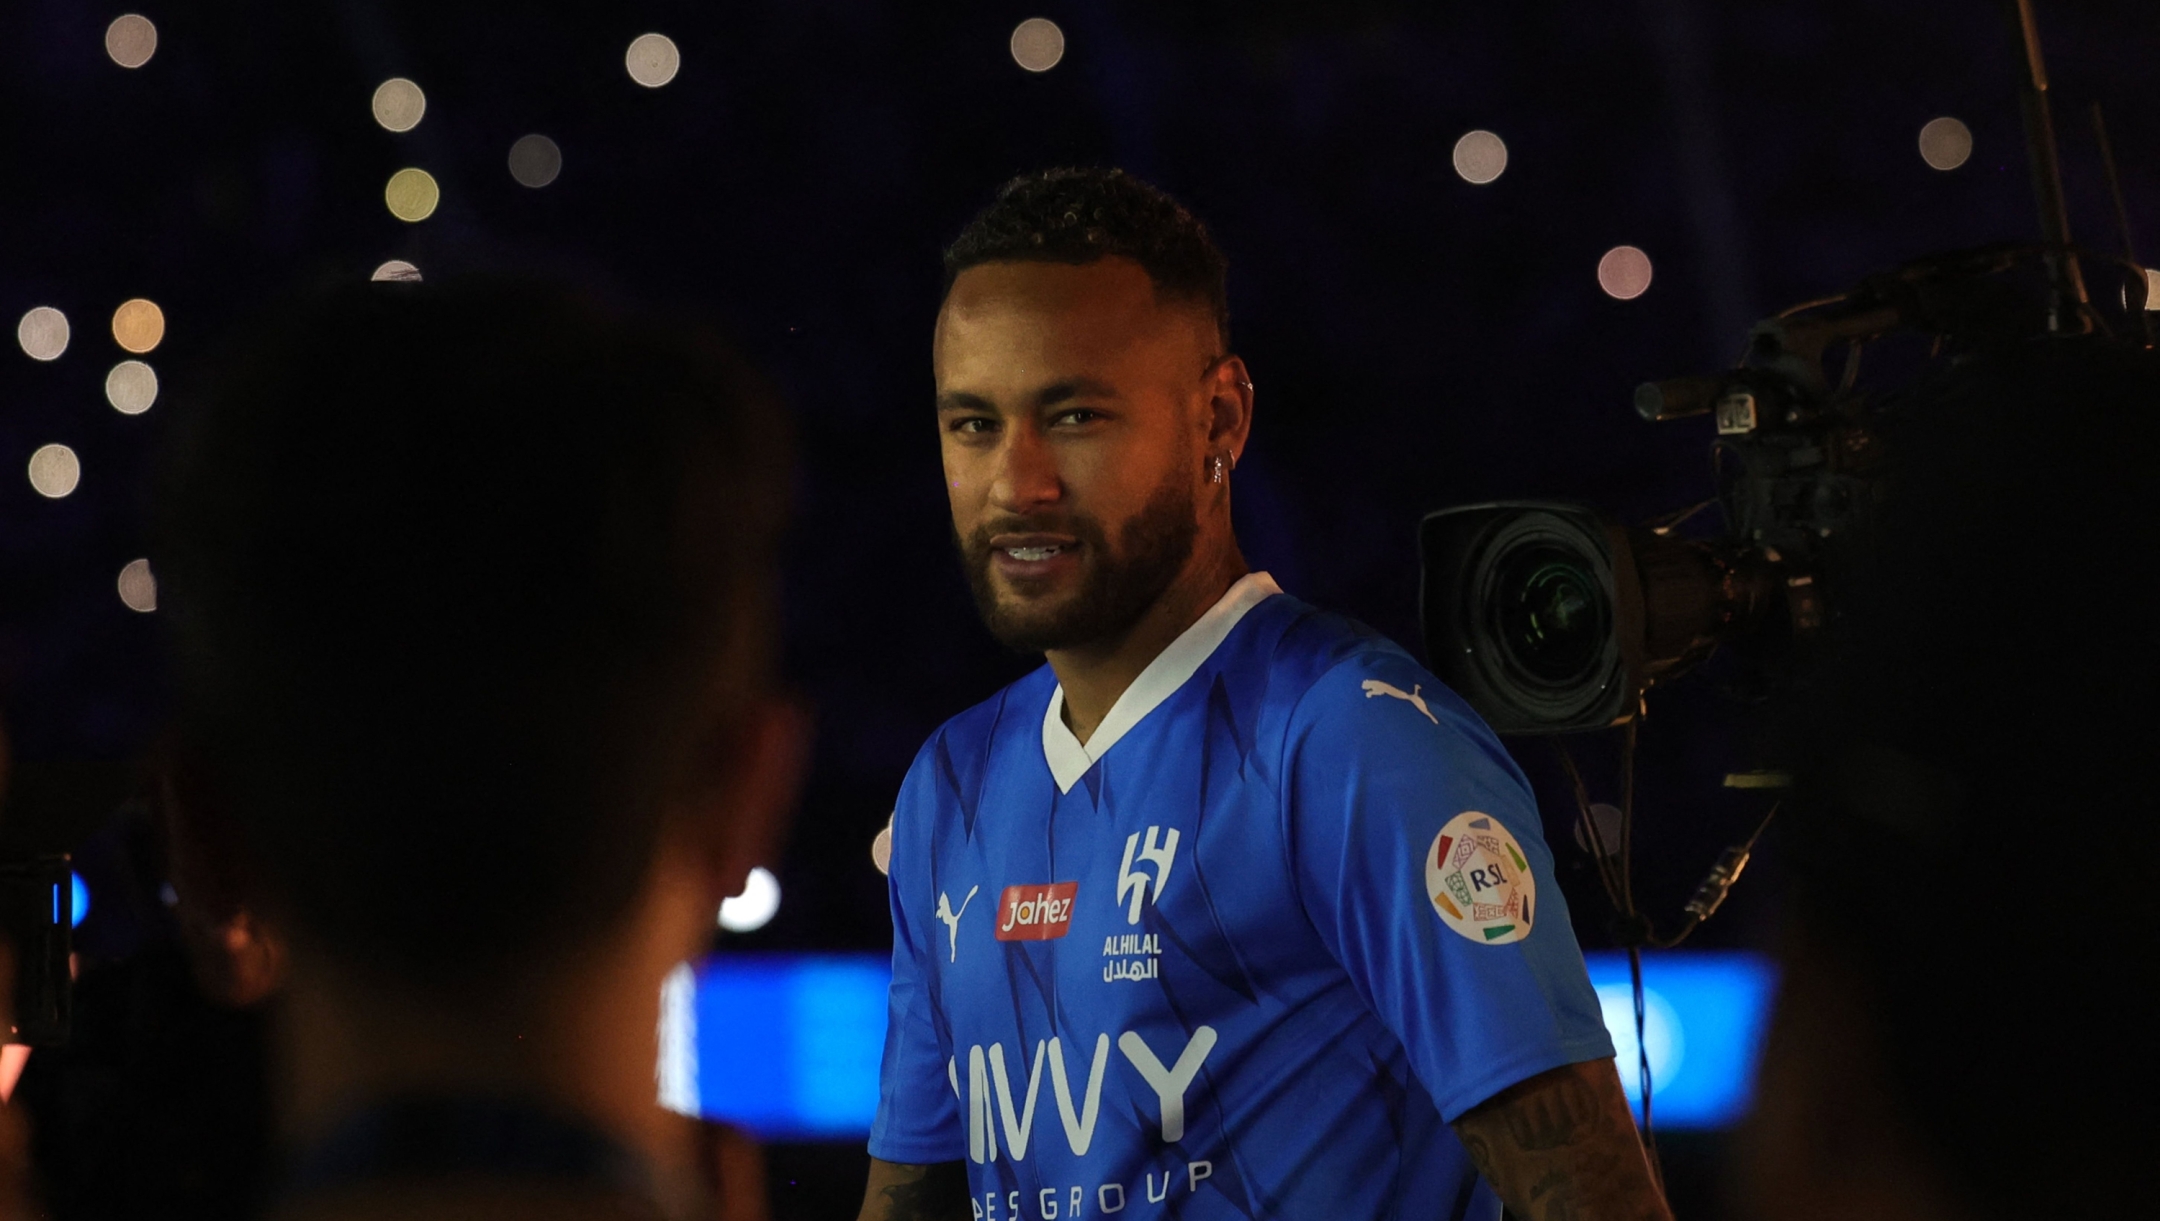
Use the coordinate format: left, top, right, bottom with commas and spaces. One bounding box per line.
1425, 811, 1535, 945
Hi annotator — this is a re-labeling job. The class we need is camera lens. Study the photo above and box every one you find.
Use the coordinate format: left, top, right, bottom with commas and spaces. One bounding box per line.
1419, 502, 1632, 733
1494, 546, 1607, 683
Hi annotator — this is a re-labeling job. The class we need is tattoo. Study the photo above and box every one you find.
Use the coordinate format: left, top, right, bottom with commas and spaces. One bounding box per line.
1501, 1075, 1601, 1152
1529, 1169, 1583, 1221
859, 1159, 969, 1221
1452, 1061, 1670, 1221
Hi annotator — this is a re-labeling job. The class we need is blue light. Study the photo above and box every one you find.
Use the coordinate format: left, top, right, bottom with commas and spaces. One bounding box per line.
679, 950, 1777, 1138
685, 954, 890, 1140
1584, 951, 1777, 1129
70, 873, 91, 928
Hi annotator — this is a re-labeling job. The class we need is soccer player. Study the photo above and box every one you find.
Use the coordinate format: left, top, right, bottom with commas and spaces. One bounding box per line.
860, 169, 1667, 1221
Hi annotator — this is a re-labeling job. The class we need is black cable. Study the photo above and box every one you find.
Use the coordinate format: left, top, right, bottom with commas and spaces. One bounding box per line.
1627, 942, 1664, 1195
1552, 712, 1777, 1195
1613, 718, 1664, 1191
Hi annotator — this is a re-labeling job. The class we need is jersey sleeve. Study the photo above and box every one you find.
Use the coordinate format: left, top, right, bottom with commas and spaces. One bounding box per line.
868, 749, 967, 1164
1281, 648, 1614, 1122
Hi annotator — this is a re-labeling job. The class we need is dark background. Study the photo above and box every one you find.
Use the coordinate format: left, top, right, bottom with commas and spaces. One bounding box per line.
3, 1, 2155, 1217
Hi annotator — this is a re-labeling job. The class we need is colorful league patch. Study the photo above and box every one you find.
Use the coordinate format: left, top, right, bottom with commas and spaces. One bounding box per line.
1426, 811, 1534, 946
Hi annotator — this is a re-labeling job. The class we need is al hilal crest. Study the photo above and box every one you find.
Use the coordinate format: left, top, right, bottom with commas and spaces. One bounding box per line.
1425, 811, 1534, 945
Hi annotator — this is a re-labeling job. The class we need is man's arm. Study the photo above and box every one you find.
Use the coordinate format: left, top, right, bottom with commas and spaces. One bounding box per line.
1452, 1059, 1673, 1221
857, 1157, 970, 1221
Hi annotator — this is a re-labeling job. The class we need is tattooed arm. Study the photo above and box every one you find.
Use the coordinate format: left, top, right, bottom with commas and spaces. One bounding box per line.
1452, 1059, 1673, 1221
857, 1158, 971, 1221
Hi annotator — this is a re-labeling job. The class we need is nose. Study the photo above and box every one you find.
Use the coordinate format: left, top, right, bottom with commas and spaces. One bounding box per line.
989, 422, 1061, 514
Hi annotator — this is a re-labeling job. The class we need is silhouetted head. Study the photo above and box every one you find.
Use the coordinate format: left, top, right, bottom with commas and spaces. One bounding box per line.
157, 279, 794, 997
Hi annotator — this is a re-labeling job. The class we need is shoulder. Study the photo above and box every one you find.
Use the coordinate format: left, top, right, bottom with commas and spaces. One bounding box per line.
895, 664, 1056, 816
1243, 597, 1450, 721
1257, 600, 1518, 777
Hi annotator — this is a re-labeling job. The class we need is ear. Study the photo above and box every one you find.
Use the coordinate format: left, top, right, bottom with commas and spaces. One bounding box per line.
699, 694, 813, 908
1202, 354, 1254, 466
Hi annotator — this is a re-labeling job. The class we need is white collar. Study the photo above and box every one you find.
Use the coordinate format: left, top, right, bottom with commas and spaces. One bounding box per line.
1041, 572, 1283, 794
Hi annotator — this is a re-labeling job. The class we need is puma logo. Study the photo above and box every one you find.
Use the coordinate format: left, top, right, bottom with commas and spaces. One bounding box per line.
936, 887, 978, 963
1362, 679, 1438, 725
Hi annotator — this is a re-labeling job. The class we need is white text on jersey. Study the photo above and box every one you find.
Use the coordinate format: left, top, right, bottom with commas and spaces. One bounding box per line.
948, 1025, 1218, 1163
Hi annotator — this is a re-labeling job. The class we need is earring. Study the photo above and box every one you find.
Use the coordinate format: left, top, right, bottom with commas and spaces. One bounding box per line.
1208, 454, 1226, 484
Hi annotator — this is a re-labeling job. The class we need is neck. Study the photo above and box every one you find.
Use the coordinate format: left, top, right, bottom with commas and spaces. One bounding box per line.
1049, 541, 1249, 745
274, 860, 714, 1217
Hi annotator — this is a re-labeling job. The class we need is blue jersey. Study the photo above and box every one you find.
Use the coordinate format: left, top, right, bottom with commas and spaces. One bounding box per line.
872, 575, 1613, 1221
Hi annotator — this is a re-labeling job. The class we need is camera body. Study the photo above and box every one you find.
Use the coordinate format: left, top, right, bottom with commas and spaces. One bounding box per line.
1420, 243, 2150, 735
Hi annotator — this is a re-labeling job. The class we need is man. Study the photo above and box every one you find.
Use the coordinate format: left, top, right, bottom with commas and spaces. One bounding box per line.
861, 169, 1666, 1221
1740, 338, 2160, 1221
156, 280, 805, 1221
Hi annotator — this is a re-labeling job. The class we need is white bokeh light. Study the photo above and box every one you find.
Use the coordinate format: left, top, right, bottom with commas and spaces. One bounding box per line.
718, 867, 781, 932
1598, 245, 1654, 300
1918, 116, 1973, 171
1452, 130, 1509, 185
2146, 268, 2160, 311
657, 962, 699, 1114
371, 259, 422, 283
28, 444, 81, 499
105, 14, 157, 69
18, 307, 70, 361
1010, 18, 1066, 72
626, 33, 681, 88
117, 559, 157, 613
871, 815, 894, 876
106, 360, 159, 414
372, 78, 427, 133
508, 134, 563, 188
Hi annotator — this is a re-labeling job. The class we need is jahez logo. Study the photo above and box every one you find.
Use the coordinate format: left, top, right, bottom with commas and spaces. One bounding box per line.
996, 882, 1078, 941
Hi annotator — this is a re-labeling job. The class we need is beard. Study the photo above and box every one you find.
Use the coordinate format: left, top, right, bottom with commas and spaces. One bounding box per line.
959, 472, 1198, 655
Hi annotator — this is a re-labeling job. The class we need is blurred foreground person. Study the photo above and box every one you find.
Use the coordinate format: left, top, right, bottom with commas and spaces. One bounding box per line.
1743, 337, 2160, 1220
861, 169, 1666, 1221
1, 728, 34, 1221
158, 281, 804, 1221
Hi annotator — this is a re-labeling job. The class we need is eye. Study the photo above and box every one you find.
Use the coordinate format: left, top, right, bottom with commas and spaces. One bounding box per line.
948, 416, 998, 435
1052, 408, 1106, 427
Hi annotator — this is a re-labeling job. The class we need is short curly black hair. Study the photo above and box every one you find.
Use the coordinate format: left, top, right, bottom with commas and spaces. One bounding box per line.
942, 167, 1230, 346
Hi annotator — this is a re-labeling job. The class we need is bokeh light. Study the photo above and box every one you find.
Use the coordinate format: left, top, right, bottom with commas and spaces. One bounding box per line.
1452, 130, 1509, 185
105, 360, 159, 414
1918, 116, 1973, 171
28, 444, 81, 499
111, 298, 165, 353
105, 15, 157, 69
1598, 245, 1655, 300
117, 559, 157, 613
385, 168, 440, 222
719, 867, 781, 933
372, 78, 427, 133
626, 33, 681, 88
508, 134, 563, 188
371, 259, 422, 282
1010, 18, 1066, 72
871, 818, 893, 876
2144, 267, 2158, 311
71, 874, 91, 928
17, 307, 70, 361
